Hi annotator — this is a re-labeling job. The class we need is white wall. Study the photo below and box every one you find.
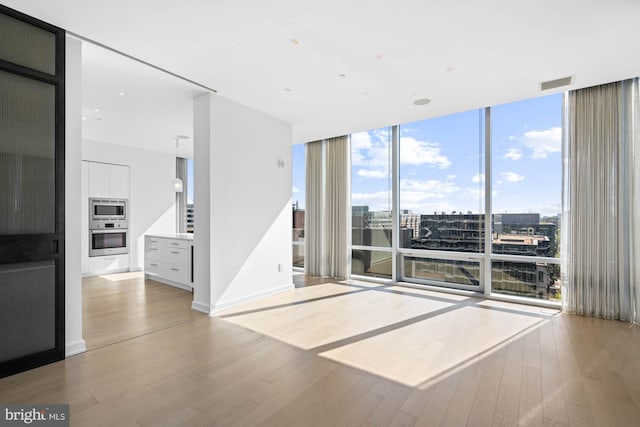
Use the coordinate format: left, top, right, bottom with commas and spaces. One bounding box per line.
65, 35, 86, 356
193, 93, 293, 313
81, 141, 177, 272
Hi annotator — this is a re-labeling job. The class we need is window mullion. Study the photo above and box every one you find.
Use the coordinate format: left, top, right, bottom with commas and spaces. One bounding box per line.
484, 106, 492, 296
391, 125, 400, 282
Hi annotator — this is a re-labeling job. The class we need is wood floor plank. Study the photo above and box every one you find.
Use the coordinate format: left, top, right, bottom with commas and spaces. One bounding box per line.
1, 273, 639, 427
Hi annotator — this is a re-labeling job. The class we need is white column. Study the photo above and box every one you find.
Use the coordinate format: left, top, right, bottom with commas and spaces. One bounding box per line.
65, 35, 87, 356
192, 93, 214, 313
192, 93, 294, 314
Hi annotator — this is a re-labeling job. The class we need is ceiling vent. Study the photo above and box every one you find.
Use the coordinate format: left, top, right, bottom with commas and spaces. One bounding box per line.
540, 76, 573, 91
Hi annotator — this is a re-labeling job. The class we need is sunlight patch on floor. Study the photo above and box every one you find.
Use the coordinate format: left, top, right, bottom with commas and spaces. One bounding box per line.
217, 280, 558, 387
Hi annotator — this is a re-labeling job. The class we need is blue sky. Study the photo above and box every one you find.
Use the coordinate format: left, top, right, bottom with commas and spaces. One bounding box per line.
293, 93, 562, 216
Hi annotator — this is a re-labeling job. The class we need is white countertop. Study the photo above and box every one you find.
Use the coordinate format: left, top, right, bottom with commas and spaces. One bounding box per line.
146, 233, 194, 241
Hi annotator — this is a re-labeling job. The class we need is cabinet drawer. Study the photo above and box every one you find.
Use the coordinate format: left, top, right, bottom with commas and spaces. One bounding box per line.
162, 247, 189, 266
145, 259, 163, 277
165, 264, 189, 284
163, 239, 190, 250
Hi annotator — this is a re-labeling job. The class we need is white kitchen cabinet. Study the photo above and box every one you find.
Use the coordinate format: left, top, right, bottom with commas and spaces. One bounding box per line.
87, 254, 129, 276
87, 161, 129, 198
110, 164, 129, 198
88, 161, 110, 197
144, 234, 193, 291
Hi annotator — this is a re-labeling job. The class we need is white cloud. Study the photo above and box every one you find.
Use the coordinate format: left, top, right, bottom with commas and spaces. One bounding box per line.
508, 136, 516, 141
350, 131, 372, 151
503, 148, 523, 160
446, 174, 457, 180
357, 169, 387, 179
399, 137, 451, 169
400, 179, 459, 197
460, 187, 499, 202
352, 131, 451, 180
292, 185, 299, 193
471, 173, 485, 183
521, 127, 561, 159
500, 171, 525, 182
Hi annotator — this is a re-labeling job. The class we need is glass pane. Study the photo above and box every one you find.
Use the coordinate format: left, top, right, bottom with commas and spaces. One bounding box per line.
0, 12, 56, 74
0, 70, 56, 234
492, 261, 561, 301
292, 144, 305, 243
352, 249, 392, 279
399, 110, 485, 252
351, 127, 392, 247
403, 257, 480, 287
0, 261, 56, 362
491, 94, 562, 258
293, 244, 304, 268
187, 158, 194, 233
92, 232, 127, 250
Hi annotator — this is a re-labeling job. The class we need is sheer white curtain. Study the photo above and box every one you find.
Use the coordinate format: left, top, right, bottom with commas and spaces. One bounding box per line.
324, 136, 351, 278
304, 136, 351, 279
305, 141, 324, 275
563, 78, 639, 323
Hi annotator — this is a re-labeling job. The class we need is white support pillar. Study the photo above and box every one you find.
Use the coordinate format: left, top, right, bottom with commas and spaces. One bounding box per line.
192, 93, 214, 313
65, 35, 87, 355
192, 93, 294, 314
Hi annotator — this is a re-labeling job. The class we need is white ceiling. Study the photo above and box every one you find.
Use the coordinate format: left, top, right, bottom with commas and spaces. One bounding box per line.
81, 42, 205, 157
5, 0, 640, 145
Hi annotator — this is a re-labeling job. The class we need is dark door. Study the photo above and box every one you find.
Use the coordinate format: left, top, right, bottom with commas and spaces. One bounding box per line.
0, 5, 65, 378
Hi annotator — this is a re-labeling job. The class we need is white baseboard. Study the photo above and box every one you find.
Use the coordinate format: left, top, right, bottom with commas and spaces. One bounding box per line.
191, 301, 212, 314
65, 339, 87, 357
82, 268, 129, 278
147, 275, 193, 292
211, 284, 294, 315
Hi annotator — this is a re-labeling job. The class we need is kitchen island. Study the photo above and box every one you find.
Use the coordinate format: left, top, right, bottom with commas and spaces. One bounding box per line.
144, 233, 193, 291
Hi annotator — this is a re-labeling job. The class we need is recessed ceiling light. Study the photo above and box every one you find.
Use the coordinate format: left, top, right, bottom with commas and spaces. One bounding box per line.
93, 108, 100, 112
446, 66, 455, 72
96, 117, 102, 121
338, 74, 346, 78
82, 117, 87, 120
119, 91, 126, 96
413, 98, 431, 106
284, 88, 291, 92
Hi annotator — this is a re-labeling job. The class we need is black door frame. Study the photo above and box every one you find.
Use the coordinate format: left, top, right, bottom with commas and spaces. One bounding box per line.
0, 3, 66, 378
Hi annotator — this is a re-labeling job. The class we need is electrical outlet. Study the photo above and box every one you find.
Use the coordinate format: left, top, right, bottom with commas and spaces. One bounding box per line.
278, 263, 283, 272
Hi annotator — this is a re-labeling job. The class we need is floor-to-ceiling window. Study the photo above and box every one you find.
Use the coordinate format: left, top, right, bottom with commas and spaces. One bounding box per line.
292, 144, 305, 268
398, 109, 485, 290
345, 93, 563, 303
351, 127, 393, 279
490, 94, 562, 300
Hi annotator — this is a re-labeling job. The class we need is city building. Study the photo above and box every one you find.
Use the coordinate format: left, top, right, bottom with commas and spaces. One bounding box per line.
186, 203, 194, 233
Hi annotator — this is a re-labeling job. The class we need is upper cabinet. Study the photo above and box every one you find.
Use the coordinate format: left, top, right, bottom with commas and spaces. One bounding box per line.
87, 161, 129, 199
110, 164, 129, 198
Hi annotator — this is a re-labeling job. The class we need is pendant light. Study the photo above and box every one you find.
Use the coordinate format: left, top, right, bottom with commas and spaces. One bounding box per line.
173, 135, 189, 192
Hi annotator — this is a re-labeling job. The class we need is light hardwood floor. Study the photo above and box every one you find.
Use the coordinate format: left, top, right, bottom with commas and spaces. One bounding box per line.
1, 273, 640, 426
82, 272, 205, 350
